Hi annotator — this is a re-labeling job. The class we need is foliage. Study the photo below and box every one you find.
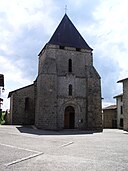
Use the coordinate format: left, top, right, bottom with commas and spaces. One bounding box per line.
0, 111, 5, 125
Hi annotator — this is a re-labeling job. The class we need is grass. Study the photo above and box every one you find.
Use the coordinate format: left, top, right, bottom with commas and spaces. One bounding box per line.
0, 111, 5, 125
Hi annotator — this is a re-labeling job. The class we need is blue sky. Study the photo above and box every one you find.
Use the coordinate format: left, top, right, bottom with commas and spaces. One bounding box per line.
0, 0, 128, 110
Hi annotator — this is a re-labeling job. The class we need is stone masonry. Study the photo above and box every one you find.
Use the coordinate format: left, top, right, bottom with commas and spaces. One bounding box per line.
8, 84, 35, 125
118, 78, 128, 131
35, 44, 102, 130
8, 14, 102, 131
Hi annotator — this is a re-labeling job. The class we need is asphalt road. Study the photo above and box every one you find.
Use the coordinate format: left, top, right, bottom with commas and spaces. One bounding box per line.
0, 126, 128, 171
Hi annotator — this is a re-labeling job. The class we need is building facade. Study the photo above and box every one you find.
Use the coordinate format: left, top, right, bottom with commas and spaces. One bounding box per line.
103, 105, 117, 128
8, 14, 102, 131
114, 94, 123, 129
118, 78, 128, 131
8, 84, 35, 125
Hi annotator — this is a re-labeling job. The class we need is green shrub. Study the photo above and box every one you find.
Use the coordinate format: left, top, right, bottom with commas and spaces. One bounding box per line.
0, 111, 5, 125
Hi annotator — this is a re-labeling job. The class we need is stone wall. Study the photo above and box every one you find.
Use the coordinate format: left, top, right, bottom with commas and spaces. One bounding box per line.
35, 45, 58, 129
10, 84, 35, 125
35, 44, 102, 131
87, 75, 102, 131
57, 97, 86, 129
116, 96, 123, 129
103, 109, 117, 128
123, 80, 128, 131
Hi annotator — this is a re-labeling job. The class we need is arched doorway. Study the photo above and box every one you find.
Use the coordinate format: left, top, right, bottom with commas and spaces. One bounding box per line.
64, 106, 75, 129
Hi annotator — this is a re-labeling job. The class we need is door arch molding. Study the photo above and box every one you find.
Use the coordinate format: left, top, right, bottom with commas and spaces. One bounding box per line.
59, 101, 81, 129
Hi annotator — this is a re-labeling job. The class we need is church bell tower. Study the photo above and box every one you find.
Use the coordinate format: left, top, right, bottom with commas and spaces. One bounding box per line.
35, 14, 102, 131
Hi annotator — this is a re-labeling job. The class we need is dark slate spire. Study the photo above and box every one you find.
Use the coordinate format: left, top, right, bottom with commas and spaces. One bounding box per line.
48, 14, 92, 50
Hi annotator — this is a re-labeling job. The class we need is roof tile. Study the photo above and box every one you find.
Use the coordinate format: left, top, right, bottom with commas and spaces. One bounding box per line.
48, 14, 92, 50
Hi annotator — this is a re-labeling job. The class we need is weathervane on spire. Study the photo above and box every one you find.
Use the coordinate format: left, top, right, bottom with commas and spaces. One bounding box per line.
65, 5, 67, 14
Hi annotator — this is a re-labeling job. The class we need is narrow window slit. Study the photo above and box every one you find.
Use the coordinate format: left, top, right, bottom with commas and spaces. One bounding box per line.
69, 84, 72, 96
68, 59, 72, 72
76, 48, 81, 52
59, 46, 65, 50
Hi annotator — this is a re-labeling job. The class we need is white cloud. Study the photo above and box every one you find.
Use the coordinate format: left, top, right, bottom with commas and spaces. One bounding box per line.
1, 0, 128, 109
92, 0, 128, 69
0, 55, 33, 110
75, 0, 128, 106
0, 0, 59, 110
0, 0, 59, 35
69, 0, 88, 8
94, 0, 128, 104
0, 55, 32, 85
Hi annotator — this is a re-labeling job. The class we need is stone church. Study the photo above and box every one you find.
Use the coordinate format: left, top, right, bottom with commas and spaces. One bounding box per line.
8, 14, 102, 131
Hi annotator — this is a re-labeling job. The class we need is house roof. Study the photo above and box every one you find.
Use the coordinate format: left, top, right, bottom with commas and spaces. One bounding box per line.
48, 14, 92, 50
8, 84, 34, 98
103, 105, 117, 110
117, 78, 128, 83
113, 93, 123, 99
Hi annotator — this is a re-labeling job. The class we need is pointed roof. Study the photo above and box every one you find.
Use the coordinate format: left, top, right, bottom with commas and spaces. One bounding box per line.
103, 105, 117, 110
113, 93, 123, 98
117, 78, 128, 83
48, 14, 92, 50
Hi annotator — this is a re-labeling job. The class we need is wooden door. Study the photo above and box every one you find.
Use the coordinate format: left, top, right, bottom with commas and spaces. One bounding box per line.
64, 106, 75, 129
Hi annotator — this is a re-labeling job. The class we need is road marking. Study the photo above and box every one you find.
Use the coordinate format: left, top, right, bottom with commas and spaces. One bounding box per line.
5, 152, 43, 166
1, 141, 73, 167
61, 142, 74, 147
0, 143, 44, 167
0, 143, 41, 153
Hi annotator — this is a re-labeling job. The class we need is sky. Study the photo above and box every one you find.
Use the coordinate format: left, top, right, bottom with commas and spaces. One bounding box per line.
0, 0, 128, 110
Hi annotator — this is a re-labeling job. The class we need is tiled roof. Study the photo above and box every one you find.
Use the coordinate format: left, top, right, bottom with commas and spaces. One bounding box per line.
8, 84, 34, 98
48, 14, 92, 50
103, 105, 117, 110
113, 93, 123, 98
117, 78, 128, 83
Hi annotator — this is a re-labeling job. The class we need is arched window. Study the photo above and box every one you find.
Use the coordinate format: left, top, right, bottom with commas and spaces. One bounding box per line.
68, 59, 72, 72
69, 84, 72, 96
25, 97, 29, 111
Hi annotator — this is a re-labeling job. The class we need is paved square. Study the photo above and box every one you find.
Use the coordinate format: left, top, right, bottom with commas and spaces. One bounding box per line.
0, 126, 128, 171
